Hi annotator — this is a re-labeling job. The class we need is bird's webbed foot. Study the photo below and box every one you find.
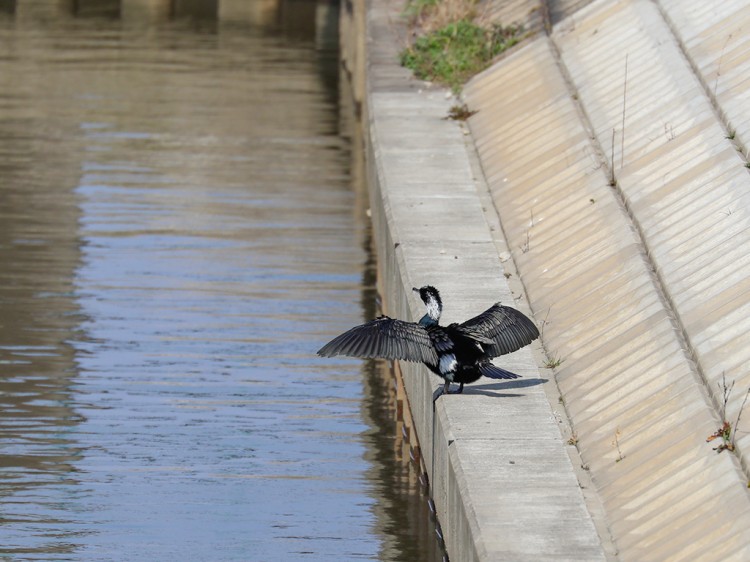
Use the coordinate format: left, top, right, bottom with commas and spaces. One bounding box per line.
433, 381, 464, 402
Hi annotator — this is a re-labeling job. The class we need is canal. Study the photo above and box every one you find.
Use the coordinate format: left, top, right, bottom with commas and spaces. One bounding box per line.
0, 1, 442, 560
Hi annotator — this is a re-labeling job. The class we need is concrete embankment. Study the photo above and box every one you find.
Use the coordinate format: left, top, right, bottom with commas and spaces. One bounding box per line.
342, 0, 750, 560
342, 1, 609, 560
463, 1, 750, 560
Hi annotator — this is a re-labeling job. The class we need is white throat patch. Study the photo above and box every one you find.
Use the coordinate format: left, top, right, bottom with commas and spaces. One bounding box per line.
426, 298, 441, 321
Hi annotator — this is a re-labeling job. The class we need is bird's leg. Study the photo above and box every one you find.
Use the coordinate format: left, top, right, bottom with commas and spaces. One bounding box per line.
444, 382, 464, 394
433, 381, 451, 403
434, 381, 468, 401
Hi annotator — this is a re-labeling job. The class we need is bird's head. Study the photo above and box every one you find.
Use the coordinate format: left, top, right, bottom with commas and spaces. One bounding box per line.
412, 285, 442, 321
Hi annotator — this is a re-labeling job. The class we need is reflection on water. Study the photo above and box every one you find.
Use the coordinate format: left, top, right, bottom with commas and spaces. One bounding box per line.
0, 1, 442, 560
357, 226, 446, 562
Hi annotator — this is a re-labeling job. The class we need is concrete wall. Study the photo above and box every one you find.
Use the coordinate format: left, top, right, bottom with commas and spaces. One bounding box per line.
343, 0, 610, 559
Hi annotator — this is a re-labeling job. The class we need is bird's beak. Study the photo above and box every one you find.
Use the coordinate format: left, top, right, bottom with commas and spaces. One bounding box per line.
412, 287, 419, 293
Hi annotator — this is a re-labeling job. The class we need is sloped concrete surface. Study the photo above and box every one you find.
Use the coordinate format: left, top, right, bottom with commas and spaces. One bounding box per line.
463, 0, 750, 560
657, 0, 750, 145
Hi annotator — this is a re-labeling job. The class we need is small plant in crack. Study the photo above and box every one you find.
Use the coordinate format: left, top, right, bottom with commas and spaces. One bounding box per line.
664, 122, 676, 141
567, 432, 578, 446
608, 128, 617, 186
544, 354, 564, 369
539, 307, 551, 338
519, 209, 534, 253
612, 428, 625, 463
519, 229, 530, 253
446, 103, 477, 120
707, 420, 733, 452
707, 373, 750, 453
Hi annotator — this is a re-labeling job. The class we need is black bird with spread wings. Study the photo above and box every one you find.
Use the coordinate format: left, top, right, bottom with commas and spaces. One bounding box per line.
317, 286, 539, 395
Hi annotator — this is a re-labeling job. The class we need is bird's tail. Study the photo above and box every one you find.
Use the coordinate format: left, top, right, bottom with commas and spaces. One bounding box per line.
478, 363, 521, 380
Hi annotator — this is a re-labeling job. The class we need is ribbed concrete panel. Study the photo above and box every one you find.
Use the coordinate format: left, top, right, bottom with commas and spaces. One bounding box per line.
483, 0, 544, 32
464, 31, 750, 561
656, 0, 750, 148
555, 0, 750, 467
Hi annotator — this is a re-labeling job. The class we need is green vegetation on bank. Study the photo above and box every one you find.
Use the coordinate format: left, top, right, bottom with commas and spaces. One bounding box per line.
400, 1, 522, 92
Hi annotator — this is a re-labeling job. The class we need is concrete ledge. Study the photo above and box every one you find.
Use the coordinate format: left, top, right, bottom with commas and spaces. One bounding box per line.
357, 1, 608, 560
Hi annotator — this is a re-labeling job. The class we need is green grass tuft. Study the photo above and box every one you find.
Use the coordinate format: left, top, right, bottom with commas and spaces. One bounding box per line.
400, 20, 521, 92
544, 354, 564, 369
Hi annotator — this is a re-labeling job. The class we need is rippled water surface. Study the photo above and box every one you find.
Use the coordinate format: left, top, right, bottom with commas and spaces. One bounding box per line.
0, 3, 441, 560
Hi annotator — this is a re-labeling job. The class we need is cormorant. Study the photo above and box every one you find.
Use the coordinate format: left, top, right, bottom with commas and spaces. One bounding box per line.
317, 286, 539, 396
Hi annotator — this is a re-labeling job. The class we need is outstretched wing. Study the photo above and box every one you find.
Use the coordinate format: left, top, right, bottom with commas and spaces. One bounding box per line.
317, 316, 439, 366
458, 303, 539, 358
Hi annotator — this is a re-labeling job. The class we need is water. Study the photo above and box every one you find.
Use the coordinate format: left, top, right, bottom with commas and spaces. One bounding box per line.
0, 2, 442, 560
